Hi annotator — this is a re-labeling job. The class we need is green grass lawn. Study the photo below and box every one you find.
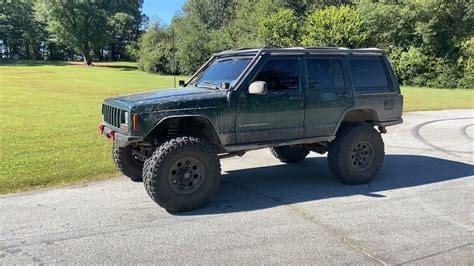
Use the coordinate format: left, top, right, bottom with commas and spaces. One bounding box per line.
0, 61, 473, 194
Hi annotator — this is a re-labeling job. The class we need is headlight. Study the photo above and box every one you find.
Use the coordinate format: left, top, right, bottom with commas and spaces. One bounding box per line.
120, 111, 129, 134
123, 112, 129, 125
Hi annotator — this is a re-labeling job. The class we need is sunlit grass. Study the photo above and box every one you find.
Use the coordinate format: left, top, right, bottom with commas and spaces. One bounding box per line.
0, 61, 185, 193
0, 61, 472, 193
402, 86, 474, 112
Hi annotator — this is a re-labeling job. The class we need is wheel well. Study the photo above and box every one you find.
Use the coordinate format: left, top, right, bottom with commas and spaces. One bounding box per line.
342, 109, 379, 124
147, 116, 222, 150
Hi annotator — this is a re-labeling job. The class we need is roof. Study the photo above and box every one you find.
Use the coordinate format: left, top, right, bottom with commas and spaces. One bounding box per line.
213, 46, 384, 57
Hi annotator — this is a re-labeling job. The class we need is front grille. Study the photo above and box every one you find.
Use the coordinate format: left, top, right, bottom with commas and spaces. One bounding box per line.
102, 104, 126, 128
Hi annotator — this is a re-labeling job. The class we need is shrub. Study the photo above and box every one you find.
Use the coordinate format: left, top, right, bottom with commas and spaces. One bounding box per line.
301, 6, 367, 48
136, 23, 175, 74
397, 47, 432, 86
397, 47, 463, 88
259, 9, 300, 47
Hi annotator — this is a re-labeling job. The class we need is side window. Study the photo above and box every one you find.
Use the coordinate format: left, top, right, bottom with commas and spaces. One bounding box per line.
307, 59, 332, 90
307, 58, 346, 93
332, 60, 345, 92
349, 57, 390, 92
254, 59, 298, 91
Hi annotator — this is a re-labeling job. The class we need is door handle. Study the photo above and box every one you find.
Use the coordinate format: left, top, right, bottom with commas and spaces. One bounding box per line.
289, 96, 304, 100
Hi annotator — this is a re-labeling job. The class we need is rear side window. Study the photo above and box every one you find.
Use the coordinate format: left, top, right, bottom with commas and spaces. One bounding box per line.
254, 59, 299, 91
349, 57, 391, 92
307, 58, 346, 93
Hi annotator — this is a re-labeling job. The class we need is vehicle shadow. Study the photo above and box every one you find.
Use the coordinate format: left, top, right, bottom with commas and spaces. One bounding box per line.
180, 154, 473, 216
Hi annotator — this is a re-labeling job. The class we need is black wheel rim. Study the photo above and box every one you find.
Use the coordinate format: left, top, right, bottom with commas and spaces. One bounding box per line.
168, 156, 205, 194
351, 141, 373, 170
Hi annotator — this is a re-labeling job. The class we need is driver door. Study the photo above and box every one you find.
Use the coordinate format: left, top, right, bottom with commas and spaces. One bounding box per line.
236, 57, 305, 144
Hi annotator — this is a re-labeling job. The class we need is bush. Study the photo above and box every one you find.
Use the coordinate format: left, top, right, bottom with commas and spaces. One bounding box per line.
397, 47, 432, 86
427, 58, 461, 88
301, 5, 367, 48
136, 23, 175, 74
397, 47, 463, 88
259, 9, 300, 47
457, 37, 474, 88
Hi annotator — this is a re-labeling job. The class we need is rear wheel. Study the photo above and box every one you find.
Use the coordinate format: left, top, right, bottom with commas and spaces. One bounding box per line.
327, 124, 384, 184
112, 142, 144, 182
143, 136, 221, 213
270, 145, 310, 163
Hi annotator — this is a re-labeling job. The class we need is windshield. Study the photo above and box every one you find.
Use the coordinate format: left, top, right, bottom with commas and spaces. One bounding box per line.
194, 57, 251, 89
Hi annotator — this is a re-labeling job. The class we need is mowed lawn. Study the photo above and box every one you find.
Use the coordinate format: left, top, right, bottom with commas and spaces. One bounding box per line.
0, 62, 186, 193
0, 61, 473, 193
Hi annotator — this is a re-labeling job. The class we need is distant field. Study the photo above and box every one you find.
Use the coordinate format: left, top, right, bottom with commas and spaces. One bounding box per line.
402, 86, 474, 112
0, 61, 473, 193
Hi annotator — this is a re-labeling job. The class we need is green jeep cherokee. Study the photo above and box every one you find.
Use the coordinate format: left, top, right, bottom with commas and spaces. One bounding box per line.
100, 47, 403, 212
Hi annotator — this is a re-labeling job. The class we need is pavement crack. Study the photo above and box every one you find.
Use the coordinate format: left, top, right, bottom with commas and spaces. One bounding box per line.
399, 242, 472, 265
222, 180, 388, 265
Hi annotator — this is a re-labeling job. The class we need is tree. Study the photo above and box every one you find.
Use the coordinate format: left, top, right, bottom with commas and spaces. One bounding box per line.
0, 1, 44, 60
173, 0, 238, 74
37, 0, 143, 65
108, 13, 136, 61
413, 0, 473, 59
38, 1, 111, 65
106, 0, 144, 61
302, 5, 367, 48
137, 23, 175, 74
259, 9, 300, 47
357, 1, 419, 51
225, 0, 280, 48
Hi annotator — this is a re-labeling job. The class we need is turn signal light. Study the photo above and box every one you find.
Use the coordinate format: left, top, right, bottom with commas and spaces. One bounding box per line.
133, 113, 139, 132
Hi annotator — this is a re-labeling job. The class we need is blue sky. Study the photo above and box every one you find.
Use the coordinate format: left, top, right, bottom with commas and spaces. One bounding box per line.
143, 0, 186, 25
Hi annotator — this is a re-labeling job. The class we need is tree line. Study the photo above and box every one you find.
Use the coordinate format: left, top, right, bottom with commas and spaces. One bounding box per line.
138, 0, 473, 88
0, 0, 144, 64
0, 0, 472, 88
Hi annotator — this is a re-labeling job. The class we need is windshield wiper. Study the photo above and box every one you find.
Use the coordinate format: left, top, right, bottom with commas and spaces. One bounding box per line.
196, 80, 220, 90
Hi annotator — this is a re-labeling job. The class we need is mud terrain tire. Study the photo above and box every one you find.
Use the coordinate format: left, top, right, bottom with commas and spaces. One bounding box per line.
143, 136, 221, 213
113, 142, 143, 182
270, 145, 310, 163
328, 124, 384, 184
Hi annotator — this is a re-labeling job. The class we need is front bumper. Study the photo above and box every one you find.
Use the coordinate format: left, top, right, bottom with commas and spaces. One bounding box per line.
99, 123, 143, 147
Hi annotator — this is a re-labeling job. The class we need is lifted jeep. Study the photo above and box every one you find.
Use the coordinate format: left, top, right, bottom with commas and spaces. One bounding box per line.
100, 47, 403, 212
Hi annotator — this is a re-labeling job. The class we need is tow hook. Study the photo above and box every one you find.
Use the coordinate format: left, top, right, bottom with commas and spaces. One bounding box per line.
99, 124, 116, 141
378, 126, 387, 134
108, 131, 116, 141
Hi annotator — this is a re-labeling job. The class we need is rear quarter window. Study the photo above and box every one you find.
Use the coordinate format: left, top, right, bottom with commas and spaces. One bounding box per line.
349, 57, 391, 93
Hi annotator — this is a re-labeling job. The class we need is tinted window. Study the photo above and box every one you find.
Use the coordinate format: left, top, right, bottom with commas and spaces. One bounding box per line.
196, 58, 250, 87
349, 58, 390, 92
254, 59, 298, 91
333, 60, 345, 90
307, 58, 346, 92
307, 59, 332, 89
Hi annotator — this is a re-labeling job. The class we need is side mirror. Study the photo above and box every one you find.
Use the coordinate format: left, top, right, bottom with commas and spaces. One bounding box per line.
248, 81, 267, 95
221, 82, 230, 90
178, 80, 185, 86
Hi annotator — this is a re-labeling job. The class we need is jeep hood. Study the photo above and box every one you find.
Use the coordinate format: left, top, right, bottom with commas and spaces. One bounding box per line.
104, 87, 228, 112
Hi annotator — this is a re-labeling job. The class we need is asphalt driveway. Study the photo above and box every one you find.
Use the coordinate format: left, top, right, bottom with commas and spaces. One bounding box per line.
1, 109, 473, 264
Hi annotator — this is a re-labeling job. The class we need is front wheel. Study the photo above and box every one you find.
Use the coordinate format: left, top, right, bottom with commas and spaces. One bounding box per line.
327, 124, 385, 184
113, 142, 144, 182
143, 136, 221, 213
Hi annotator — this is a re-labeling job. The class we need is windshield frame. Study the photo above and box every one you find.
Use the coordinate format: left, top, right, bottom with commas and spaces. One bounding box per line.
186, 56, 255, 90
